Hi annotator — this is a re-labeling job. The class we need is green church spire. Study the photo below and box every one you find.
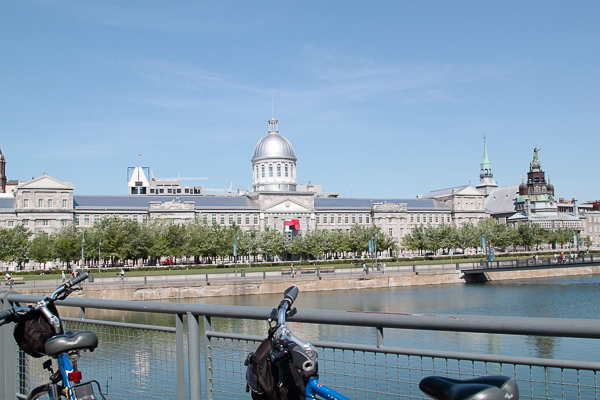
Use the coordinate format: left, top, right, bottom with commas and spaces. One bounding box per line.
480, 135, 493, 178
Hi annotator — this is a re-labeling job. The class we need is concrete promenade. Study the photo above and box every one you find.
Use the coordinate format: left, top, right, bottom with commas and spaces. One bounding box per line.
8, 263, 600, 301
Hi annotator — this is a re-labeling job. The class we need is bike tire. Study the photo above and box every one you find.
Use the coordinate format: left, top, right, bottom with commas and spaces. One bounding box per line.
123, 276, 128, 282
114, 276, 121, 282
26, 384, 54, 400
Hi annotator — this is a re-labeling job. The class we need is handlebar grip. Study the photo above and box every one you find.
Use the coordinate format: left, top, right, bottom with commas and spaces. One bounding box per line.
69, 272, 89, 286
0, 309, 14, 320
283, 286, 299, 307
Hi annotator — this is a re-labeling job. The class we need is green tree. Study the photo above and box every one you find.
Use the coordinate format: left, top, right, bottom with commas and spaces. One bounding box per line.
52, 225, 81, 268
29, 231, 54, 268
0, 225, 32, 269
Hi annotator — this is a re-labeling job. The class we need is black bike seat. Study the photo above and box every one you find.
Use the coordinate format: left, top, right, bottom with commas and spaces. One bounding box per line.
45, 331, 99, 357
419, 375, 519, 400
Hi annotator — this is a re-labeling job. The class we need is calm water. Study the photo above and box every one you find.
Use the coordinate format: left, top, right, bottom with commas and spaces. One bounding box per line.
74, 274, 600, 363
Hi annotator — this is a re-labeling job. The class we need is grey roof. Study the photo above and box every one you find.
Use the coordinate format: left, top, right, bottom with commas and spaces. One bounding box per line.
421, 185, 470, 198
0, 198, 14, 209
485, 185, 519, 214
73, 195, 257, 210
315, 198, 448, 211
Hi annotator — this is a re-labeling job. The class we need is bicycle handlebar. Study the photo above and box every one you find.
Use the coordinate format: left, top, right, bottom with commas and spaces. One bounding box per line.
69, 272, 89, 287
0, 309, 13, 321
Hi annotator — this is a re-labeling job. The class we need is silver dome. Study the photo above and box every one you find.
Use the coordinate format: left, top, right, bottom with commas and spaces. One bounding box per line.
251, 132, 297, 162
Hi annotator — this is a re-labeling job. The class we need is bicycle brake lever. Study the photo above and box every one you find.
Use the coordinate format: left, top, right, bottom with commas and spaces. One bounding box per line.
268, 307, 278, 323
286, 307, 297, 318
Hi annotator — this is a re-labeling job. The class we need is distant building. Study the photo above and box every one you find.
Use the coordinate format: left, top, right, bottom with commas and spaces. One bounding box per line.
0, 118, 489, 265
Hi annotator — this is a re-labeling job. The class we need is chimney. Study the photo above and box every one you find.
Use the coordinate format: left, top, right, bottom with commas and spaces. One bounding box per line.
573, 199, 578, 216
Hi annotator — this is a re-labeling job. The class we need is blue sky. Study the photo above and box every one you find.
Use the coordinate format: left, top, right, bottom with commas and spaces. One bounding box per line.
1, 1, 598, 201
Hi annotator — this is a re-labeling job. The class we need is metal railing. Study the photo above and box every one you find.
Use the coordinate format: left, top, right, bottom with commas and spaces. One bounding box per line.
2, 292, 599, 399
459, 253, 600, 272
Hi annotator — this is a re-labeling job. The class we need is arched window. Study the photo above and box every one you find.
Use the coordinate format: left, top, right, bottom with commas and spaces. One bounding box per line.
261, 166, 265, 178
269, 165, 273, 177
277, 165, 281, 177
285, 165, 288, 177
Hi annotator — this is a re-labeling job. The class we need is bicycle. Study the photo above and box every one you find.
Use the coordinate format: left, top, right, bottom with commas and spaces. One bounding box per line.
251, 286, 519, 400
114, 274, 127, 283
0, 272, 106, 399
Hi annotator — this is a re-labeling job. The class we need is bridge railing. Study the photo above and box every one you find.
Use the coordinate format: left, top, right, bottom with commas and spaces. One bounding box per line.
2, 292, 599, 400
459, 253, 599, 271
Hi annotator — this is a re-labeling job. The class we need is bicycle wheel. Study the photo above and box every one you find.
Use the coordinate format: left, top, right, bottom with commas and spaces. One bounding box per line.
27, 384, 55, 400
122, 276, 128, 282
114, 276, 122, 282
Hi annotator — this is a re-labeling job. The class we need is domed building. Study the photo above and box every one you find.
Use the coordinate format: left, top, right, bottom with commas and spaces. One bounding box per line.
251, 118, 297, 192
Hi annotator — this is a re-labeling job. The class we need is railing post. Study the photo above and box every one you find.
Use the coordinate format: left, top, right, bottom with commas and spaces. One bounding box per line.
376, 326, 384, 348
176, 314, 186, 400
204, 316, 213, 400
0, 292, 18, 399
187, 312, 202, 400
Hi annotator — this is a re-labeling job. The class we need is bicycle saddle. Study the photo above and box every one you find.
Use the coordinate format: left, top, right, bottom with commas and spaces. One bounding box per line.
419, 375, 519, 400
45, 331, 99, 357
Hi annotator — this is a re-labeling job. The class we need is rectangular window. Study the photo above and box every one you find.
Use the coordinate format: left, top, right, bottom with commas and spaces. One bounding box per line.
237, 215, 242, 225
366, 216, 370, 224
285, 166, 288, 177
62, 199, 67, 208
262, 166, 265, 177
338, 215, 342, 223
38, 199, 43, 208
429, 216, 432, 223
177, 189, 181, 194
159, 189, 164, 193
435, 216, 439, 223
359, 215, 363, 223
345, 215, 349, 223
8, 221, 14, 227
74, 215, 80, 225
389, 228, 393, 236
220, 215, 225, 225
22, 220, 29, 226
265, 217, 269, 225
277, 165, 281, 177
245, 214, 250, 224
417, 216, 420, 223
323, 216, 327, 223
352, 215, 356, 223
47, 199, 52, 208
168, 189, 173, 194
23, 199, 29, 208
269, 166, 273, 177
42, 220, 49, 226
316, 216, 320, 223
94, 215, 100, 222
410, 216, 414, 223
254, 215, 258, 224
142, 215, 147, 222
229, 214, 234, 224
84, 215, 90, 226
330, 214, 334, 223
62, 220, 68, 226
212, 214, 217, 223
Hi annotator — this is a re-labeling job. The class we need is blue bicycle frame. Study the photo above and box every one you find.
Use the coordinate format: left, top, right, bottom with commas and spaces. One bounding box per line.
305, 376, 351, 400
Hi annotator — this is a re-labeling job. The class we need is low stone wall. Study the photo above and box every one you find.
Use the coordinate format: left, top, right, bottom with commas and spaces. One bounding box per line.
14, 265, 600, 301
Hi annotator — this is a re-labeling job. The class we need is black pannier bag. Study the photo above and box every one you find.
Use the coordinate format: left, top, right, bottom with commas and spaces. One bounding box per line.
13, 303, 61, 358
245, 330, 307, 400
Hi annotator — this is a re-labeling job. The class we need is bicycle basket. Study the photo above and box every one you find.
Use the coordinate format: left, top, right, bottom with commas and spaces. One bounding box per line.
13, 303, 60, 358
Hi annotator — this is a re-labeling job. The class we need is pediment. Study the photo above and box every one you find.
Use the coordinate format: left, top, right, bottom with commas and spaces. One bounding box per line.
262, 198, 314, 213
17, 174, 74, 191
454, 185, 485, 196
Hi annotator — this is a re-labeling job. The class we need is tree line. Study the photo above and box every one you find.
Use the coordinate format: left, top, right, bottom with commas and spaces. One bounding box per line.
0, 216, 396, 270
401, 218, 590, 255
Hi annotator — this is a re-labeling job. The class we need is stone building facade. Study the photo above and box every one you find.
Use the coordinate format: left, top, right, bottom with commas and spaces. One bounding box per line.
0, 119, 489, 253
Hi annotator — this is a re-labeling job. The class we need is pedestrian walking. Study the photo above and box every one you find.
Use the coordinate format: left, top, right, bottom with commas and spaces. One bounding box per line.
382, 262, 387, 274
362, 263, 367, 275
290, 263, 296, 278
61, 271, 66, 283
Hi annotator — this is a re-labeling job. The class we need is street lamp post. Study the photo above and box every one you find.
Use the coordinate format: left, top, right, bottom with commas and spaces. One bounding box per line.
234, 235, 239, 277
375, 233, 378, 270
99, 238, 102, 273
248, 235, 252, 269
81, 231, 85, 271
